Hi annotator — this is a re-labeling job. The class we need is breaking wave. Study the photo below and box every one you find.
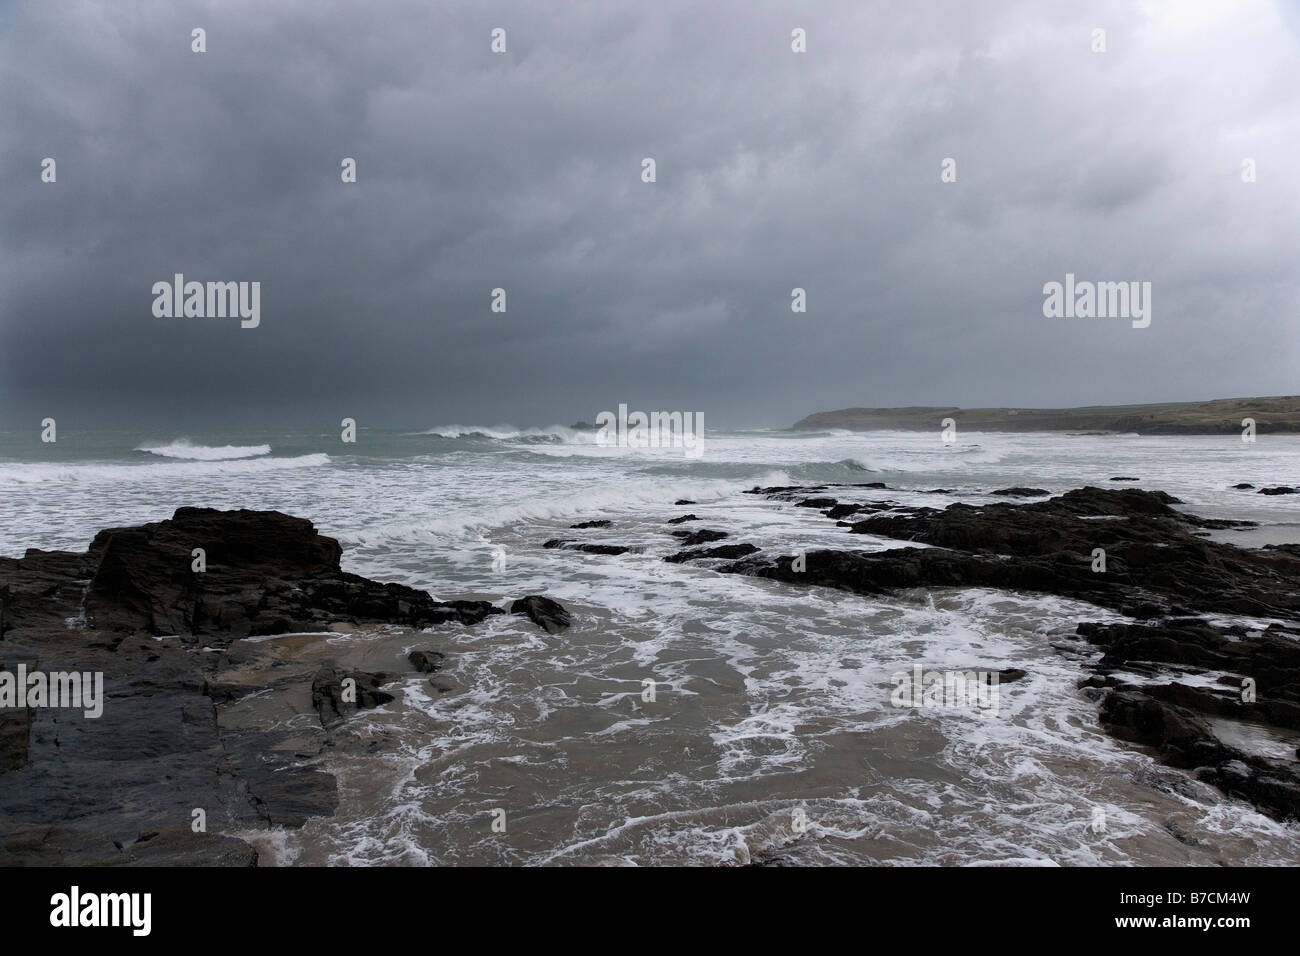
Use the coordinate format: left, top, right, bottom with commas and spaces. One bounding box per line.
136, 439, 272, 460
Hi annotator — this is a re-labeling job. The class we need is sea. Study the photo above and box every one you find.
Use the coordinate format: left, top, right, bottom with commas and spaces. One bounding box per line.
1, 426, 1297, 865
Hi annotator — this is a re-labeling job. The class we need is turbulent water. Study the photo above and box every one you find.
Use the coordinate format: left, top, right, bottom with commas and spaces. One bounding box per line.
2, 426, 1298, 865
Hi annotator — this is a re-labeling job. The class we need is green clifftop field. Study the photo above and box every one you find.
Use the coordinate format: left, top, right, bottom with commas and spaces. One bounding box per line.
793, 396, 1300, 434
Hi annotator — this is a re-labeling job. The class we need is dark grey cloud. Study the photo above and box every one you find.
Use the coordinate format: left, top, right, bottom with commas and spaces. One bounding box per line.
2, 0, 1297, 429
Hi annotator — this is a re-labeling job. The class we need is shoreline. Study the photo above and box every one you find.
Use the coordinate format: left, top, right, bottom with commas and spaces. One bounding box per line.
2, 485, 1298, 864
792, 396, 1300, 434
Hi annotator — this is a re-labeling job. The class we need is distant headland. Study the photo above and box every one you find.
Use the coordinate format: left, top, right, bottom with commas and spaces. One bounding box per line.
793, 396, 1300, 434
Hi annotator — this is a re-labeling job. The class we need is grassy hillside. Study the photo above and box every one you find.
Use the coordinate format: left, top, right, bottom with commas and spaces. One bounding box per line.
793, 396, 1300, 434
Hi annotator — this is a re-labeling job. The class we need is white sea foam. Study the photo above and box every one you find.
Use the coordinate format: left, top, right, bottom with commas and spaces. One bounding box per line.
136, 439, 272, 460
0, 453, 329, 487
418, 424, 583, 443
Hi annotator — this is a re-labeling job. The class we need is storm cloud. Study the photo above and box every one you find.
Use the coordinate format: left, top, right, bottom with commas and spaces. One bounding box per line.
2, 0, 1297, 429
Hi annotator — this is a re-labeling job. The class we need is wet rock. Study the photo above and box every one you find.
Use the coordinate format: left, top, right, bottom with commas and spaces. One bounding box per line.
674, 499, 696, 506
1110, 477, 1140, 482
311, 668, 395, 729
745, 484, 827, 496
1099, 689, 1300, 820
1163, 821, 1201, 846
665, 543, 761, 564
667, 514, 700, 524
826, 487, 1294, 618
0, 507, 506, 641
570, 519, 611, 529
1077, 675, 1114, 690
510, 595, 572, 634
671, 529, 728, 546
1233, 483, 1255, 489
543, 540, 633, 555
0, 705, 33, 772
1259, 486, 1298, 495
407, 650, 446, 673
428, 675, 460, 695
236, 761, 341, 828
990, 487, 1049, 497
823, 504, 863, 520
721, 483, 1300, 821
1099, 690, 1225, 766
0, 822, 259, 866
1078, 619, 1300, 730
0, 508, 515, 865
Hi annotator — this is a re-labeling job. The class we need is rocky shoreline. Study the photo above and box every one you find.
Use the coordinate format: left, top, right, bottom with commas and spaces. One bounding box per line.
561, 483, 1300, 823
0, 508, 568, 865
2, 486, 1298, 866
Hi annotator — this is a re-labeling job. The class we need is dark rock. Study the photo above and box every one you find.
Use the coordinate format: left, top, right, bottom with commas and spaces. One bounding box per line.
1259, 486, 1298, 495
1078, 619, 1300, 730
665, 543, 761, 563
1099, 689, 1300, 820
543, 540, 633, 555
722, 483, 1300, 821
1233, 483, 1255, 490
1, 507, 506, 641
570, 520, 611, 529
0, 704, 33, 772
236, 761, 341, 828
990, 487, 1049, 497
0, 508, 515, 865
823, 487, 1295, 619
510, 595, 572, 634
408, 650, 446, 673
667, 514, 700, 524
823, 504, 863, 520
1163, 821, 1201, 846
745, 484, 827, 496
0, 823, 258, 866
674, 499, 697, 506
671, 529, 729, 546
1110, 477, 1140, 482
1099, 690, 1224, 766
311, 668, 395, 728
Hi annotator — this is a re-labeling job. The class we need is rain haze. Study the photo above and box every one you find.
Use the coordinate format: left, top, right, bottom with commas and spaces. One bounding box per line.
2, 0, 1298, 429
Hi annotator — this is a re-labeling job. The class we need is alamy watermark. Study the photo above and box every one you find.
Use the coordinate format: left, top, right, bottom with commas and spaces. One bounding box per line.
1042, 273, 1151, 328
152, 274, 260, 328
891, 665, 1000, 717
595, 404, 704, 458
0, 665, 104, 719
50, 886, 150, 936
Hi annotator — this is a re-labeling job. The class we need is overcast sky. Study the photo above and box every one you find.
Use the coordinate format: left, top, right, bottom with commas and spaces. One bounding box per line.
2, 0, 1297, 429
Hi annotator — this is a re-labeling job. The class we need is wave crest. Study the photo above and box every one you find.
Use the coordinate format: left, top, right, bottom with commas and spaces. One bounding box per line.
418, 425, 577, 444
136, 439, 272, 461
